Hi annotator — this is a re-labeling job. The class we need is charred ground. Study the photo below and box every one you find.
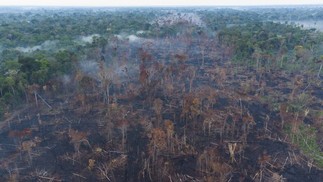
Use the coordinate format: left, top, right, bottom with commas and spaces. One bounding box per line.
0, 7, 323, 182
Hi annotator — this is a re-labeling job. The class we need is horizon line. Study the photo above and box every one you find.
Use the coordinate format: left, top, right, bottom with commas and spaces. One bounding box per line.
0, 4, 323, 8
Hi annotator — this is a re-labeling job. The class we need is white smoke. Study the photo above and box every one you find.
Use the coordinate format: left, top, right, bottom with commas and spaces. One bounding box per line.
15, 40, 58, 53
153, 12, 206, 27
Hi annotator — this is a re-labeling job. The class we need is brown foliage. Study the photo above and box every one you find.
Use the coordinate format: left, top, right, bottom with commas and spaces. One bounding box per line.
280, 103, 305, 133
258, 152, 272, 167
217, 67, 227, 86
139, 65, 149, 86
68, 129, 91, 154
153, 99, 163, 116
186, 66, 196, 92
174, 54, 188, 61
8, 128, 32, 139
196, 86, 217, 111
164, 120, 175, 152
197, 147, 232, 181
139, 50, 153, 62
148, 128, 167, 155
164, 120, 174, 132
153, 98, 163, 126
27, 84, 40, 94
242, 112, 255, 125
21, 139, 37, 152
75, 93, 86, 107
181, 94, 201, 121
79, 76, 97, 93
164, 81, 175, 96
68, 129, 88, 143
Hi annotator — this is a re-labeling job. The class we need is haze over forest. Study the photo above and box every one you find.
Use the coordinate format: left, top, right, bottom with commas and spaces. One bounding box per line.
0, 4, 322, 182
0, 0, 322, 7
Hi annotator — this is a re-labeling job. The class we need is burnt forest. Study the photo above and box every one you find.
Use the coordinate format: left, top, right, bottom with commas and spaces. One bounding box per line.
0, 6, 323, 182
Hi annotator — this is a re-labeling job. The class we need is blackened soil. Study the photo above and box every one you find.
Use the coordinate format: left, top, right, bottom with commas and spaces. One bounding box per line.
283, 165, 323, 182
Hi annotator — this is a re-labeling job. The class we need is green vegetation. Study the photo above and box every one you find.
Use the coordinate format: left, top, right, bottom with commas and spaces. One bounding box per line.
218, 22, 322, 70
287, 124, 323, 168
0, 6, 322, 181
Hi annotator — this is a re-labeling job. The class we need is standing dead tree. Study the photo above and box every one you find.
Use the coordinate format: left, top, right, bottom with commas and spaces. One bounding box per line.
117, 119, 129, 152
68, 129, 91, 155
98, 61, 114, 105
26, 84, 40, 106
197, 147, 232, 181
153, 98, 163, 127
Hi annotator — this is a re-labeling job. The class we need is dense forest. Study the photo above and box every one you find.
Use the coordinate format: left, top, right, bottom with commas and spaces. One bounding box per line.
0, 6, 322, 181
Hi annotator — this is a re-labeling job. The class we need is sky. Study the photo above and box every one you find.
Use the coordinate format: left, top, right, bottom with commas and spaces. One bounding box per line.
0, 0, 322, 7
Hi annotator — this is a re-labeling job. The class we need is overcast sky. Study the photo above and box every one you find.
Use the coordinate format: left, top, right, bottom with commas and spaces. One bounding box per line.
0, 0, 322, 7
